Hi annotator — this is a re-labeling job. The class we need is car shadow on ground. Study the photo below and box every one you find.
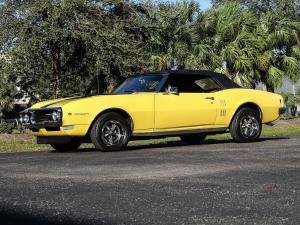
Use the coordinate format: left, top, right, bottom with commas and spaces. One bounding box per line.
49, 137, 290, 153
124, 137, 289, 152
0, 207, 115, 225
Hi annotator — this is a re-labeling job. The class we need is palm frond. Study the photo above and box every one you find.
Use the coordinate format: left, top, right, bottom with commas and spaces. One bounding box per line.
233, 55, 253, 73
225, 42, 240, 65
281, 55, 298, 74
267, 66, 284, 87
214, 67, 227, 75
268, 29, 291, 48
292, 45, 300, 58
256, 51, 273, 72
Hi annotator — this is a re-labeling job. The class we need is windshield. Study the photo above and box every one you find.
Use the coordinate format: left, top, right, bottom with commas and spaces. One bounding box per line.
113, 74, 164, 94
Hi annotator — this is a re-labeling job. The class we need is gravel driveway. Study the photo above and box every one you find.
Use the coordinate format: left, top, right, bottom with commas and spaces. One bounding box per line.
0, 136, 299, 225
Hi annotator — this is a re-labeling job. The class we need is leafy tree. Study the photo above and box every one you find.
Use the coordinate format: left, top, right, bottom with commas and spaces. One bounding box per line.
0, 58, 15, 112
0, 0, 147, 101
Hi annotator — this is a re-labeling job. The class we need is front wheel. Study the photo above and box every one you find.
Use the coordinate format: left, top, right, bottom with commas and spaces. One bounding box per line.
180, 134, 206, 145
230, 108, 262, 143
90, 112, 130, 152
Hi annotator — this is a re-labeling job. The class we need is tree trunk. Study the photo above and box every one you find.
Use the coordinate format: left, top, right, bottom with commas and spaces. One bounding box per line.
51, 43, 61, 99
266, 83, 275, 93
234, 71, 242, 86
229, 71, 235, 81
250, 82, 256, 89
226, 65, 235, 81
106, 83, 114, 94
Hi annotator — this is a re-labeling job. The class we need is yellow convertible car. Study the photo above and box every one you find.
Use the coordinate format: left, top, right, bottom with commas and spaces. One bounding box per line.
20, 70, 285, 152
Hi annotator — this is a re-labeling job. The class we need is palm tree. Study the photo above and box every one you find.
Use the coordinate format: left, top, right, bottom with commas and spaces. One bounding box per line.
143, 1, 199, 70
253, 12, 300, 92
194, 3, 258, 86
194, 3, 300, 92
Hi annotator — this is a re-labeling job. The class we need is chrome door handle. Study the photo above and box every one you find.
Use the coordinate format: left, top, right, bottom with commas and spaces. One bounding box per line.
205, 97, 215, 100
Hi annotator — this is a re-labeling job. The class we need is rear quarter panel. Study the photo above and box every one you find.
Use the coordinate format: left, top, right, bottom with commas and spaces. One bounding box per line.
214, 89, 284, 126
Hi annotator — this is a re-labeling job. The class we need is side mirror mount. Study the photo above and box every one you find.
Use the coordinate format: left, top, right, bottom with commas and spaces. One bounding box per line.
167, 86, 179, 95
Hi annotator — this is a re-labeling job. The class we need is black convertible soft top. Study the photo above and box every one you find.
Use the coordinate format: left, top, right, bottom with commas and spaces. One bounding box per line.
167, 70, 241, 89
144, 70, 241, 89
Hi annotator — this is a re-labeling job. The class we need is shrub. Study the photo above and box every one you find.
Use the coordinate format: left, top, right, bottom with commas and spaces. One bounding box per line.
0, 121, 15, 134
281, 93, 300, 117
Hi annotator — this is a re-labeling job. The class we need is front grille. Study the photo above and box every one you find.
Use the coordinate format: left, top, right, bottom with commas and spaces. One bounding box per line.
31, 110, 53, 123
31, 109, 55, 124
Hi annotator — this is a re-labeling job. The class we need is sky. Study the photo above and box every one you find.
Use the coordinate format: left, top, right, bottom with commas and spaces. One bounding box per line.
197, 0, 212, 10
167, 0, 212, 10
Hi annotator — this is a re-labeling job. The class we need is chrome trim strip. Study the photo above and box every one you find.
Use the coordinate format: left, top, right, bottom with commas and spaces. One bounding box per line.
132, 127, 228, 137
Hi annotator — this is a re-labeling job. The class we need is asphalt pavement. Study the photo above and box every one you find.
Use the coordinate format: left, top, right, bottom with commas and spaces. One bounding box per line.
0, 136, 299, 225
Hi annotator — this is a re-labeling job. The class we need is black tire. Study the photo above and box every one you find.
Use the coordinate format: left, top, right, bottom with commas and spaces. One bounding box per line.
180, 134, 206, 145
90, 112, 130, 152
51, 139, 81, 152
230, 107, 262, 143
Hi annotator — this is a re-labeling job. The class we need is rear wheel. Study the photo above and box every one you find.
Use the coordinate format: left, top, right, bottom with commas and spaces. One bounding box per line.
90, 112, 130, 152
230, 107, 262, 143
180, 134, 206, 145
51, 139, 81, 152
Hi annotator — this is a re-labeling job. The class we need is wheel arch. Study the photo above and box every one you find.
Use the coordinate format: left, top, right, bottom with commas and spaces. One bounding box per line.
86, 108, 134, 137
229, 102, 262, 127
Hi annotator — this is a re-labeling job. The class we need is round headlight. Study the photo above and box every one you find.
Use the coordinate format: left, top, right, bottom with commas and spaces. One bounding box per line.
52, 111, 61, 121
23, 114, 30, 123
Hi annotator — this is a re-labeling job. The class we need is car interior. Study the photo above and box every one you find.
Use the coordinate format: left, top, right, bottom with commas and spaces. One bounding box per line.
163, 74, 222, 93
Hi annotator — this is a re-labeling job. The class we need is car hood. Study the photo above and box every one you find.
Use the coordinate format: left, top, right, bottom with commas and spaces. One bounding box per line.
31, 95, 101, 109
30, 92, 154, 111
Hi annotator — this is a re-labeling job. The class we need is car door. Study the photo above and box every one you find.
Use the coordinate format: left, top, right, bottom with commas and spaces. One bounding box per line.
154, 74, 218, 130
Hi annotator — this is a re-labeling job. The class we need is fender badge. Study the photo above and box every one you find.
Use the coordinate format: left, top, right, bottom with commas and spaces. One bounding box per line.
74, 113, 89, 116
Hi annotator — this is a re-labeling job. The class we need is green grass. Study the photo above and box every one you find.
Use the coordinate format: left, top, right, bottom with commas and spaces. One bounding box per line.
0, 143, 48, 153
261, 126, 300, 137
0, 126, 300, 153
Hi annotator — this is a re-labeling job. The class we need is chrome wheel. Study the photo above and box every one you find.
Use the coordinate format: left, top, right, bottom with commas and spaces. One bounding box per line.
240, 115, 259, 138
101, 120, 126, 146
